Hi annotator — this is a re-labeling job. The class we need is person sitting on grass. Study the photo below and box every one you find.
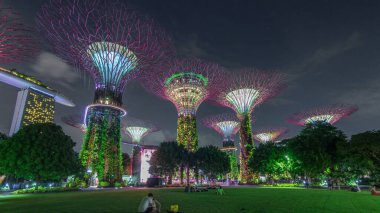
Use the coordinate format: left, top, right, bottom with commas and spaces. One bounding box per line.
216, 186, 224, 195
138, 193, 161, 213
370, 185, 380, 196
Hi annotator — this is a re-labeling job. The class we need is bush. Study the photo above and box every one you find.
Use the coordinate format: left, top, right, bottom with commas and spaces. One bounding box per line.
114, 182, 123, 187
262, 183, 299, 187
12, 187, 80, 194
99, 181, 110, 187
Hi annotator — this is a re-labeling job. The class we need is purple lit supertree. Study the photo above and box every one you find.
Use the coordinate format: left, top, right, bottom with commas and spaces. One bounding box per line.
61, 114, 86, 133
202, 113, 242, 180
0, 5, 38, 63
253, 128, 288, 143
37, 0, 171, 184
287, 104, 358, 126
143, 58, 224, 152
214, 69, 286, 183
122, 117, 158, 184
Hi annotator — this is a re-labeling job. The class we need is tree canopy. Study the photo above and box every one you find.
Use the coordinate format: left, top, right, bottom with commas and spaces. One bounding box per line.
195, 145, 230, 180
0, 123, 80, 187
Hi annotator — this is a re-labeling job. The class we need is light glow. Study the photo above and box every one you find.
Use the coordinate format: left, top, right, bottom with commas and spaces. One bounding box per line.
226, 88, 260, 114
305, 114, 334, 124
87, 42, 138, 89
165, 72, 208, 115
253, 128, 288, 143
216, 121, 240, 140
125, 127, 149, 143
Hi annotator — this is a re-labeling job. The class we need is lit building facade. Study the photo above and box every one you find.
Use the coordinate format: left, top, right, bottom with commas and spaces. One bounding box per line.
9, 88, 55, 135
140, 147, 156, 183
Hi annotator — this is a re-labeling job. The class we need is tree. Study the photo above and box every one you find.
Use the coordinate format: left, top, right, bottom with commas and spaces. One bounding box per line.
287, 122, 347, 183
0, 123, 80, 188
342, 130, 380, 184
249, 142, 298, 183
195, 145, 230, 182
0, 132, 8, 141
149, 141, 185, 184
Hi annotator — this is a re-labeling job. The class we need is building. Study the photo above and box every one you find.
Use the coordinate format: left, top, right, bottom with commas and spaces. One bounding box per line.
9, 88, 55, 135
0, 67, 75, 135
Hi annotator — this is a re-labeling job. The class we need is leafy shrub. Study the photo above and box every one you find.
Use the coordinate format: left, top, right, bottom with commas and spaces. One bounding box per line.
99, 181, 110, 187
263, 183, 299, 187
114, 182, 123, 187
12, 187, 79, 194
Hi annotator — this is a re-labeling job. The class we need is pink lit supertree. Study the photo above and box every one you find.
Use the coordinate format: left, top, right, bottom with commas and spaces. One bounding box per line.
214, 69, 286, 183
0, 5, 38, 63
143, 58, 225, 152
61, 114, 86, 132
202, 113, 243, 180
37, 0, 172, 184
253, 128, 288, 143
122, 117, 158, 184
287, 104, 358, 126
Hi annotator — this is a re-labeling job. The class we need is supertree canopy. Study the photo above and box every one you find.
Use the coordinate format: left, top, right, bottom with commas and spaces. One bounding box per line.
202, 113, 241, 180
287, 104, 358, 126
202, 113, 240, 150
37, 0, 171, 184
61, 114, 86, 132
0, 5, 39, 63
143, 58, 224, 152
122, 117, 158, 183
253, 128, 288, 143
214, 69, 286, 183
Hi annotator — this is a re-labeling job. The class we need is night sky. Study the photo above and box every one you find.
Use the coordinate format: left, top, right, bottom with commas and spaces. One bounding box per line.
1, 0, 380, 155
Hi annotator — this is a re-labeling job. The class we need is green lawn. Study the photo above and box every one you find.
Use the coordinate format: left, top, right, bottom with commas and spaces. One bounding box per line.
0, 187, 379, 213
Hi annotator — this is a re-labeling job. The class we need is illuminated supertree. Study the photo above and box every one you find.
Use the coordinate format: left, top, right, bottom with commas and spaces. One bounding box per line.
214, 69, 286, 183
61, 114, 86, 132
253, 128, 288, 143
287, 104, 358, 126
37, 0, 171, 184
202, 113, 241, 180
143, 58, 224, 152
122, 117, 158, 184
0, 5, 39, 63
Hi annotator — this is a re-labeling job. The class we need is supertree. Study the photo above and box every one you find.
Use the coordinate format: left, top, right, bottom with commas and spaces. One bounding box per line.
61, 114, 86, 132
202, 113, 241, 180
122, 117, 158, 184
37, 0, 171, 184
214, 69, 286, 183
143, 58, 224, 152
253, 128, 288, 143
287, 104, 358, 126
0, 5, 39, 63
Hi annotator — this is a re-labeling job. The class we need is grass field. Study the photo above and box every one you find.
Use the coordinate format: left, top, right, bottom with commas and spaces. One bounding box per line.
1, 187, 379, 213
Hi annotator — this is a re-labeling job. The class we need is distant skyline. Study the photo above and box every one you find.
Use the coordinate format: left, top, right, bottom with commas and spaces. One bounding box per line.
1, 0, 380, 155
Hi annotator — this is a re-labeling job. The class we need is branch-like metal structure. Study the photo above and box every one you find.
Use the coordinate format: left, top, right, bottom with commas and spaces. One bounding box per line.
253, 128, 288, 143
213, 68, 287, 183
287, 104, 358, 126
143, 58, 225, 151
0, 6, 39, 63
61, 114, 86, 132
37, 0, 172, 184
122, 116, 158, 184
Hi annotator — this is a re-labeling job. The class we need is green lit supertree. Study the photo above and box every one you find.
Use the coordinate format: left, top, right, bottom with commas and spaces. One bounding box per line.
214, 69, 286, 183
38, 0, 171, 184
143, 58, 224, 152
202, 113, 242, 181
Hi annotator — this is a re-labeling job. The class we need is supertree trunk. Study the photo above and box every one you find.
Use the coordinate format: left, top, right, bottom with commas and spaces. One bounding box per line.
238, 113, 254, 183
226, 150, 239, 180
132, 146, 142, 184
177, 114, 198, 152
80, 107, 122, 185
